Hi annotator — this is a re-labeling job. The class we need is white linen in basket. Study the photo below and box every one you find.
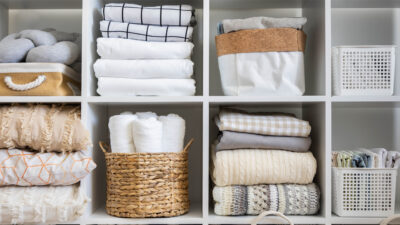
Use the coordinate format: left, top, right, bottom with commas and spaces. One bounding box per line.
97, 77, 196, 96
0, 184, 88, 224
97, 38, 194, 59
218, 51, 305, 96
94, 59, 193, 79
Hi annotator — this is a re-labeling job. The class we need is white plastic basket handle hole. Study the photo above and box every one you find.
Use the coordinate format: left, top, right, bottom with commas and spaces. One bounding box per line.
4, 75, 46, 91
251, 211, 294, 225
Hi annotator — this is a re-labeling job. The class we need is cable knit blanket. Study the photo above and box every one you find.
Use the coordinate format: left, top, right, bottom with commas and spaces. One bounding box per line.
211, 148, 317, 186
0, 104, 91, 152
213, 183, 320, 216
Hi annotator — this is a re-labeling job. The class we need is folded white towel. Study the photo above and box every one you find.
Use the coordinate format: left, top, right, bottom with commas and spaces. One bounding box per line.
132, 117, 163, 153
102, 3, 194, 26
94, 59, 194, 79
160, 114, 186, 153
97, 38, 194, 60
368, 148, 388, 168
108, 113, 137, 153
97, 77, 196, 96
386, 151, 400, 168
100, 21, 194, 42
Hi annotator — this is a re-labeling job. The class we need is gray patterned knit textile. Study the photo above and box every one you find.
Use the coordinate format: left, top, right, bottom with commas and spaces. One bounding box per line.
213, 183, 320, 216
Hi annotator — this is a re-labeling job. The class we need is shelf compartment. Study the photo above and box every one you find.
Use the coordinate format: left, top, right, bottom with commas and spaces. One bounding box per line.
208, 102, 327, 219
86, 102, 203, 217
87, 0, 204, 97
332, 102, 400, 218
209, 0, 325, 96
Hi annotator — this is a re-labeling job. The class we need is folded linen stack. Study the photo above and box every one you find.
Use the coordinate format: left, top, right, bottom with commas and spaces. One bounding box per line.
211, 109, 320, 216
215, 17, 307, 96
109, 112, 186, 153
333, 148, 400, 169
0, 104, 95, 224
95, 3, 196, 96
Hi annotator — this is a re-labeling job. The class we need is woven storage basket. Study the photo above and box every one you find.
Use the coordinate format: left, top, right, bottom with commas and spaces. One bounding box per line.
99, 139, 193, 218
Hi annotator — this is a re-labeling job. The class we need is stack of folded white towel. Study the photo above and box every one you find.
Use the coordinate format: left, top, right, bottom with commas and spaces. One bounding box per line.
94, 3, 196, 96
109, 112, 186, 153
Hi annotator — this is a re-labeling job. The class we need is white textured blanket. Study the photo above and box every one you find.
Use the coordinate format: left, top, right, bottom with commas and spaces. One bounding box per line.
97, 77, 196, 96
97, 38, 194, 59
94, 59, 193, 79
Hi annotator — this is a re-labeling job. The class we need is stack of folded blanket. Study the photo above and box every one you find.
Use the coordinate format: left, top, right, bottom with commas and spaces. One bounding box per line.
211, 109, 320, 216
94, 3, 196, 96
333, 148, 400, 169
109, 111, 186, 153
0, 104, 95, 224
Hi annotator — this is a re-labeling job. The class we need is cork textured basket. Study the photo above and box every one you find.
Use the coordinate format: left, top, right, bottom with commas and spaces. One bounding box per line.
99, 139, 193, 218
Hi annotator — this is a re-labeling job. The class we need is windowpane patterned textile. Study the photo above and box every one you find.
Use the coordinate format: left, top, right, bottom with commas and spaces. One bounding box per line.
100, 20, 193, 42
103, 3, 194, 26
216, 109, 311, 137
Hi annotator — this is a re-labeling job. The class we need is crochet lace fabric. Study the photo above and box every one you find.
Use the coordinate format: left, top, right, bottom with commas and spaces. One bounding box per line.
0, 104, 91, 152
213, 183, 320, 216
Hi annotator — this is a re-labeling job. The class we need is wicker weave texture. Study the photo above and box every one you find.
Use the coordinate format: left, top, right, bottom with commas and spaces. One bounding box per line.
100, 140, 192, 218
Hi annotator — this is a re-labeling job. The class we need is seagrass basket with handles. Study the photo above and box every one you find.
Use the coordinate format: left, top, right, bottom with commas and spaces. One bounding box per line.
99, 139, 193, 218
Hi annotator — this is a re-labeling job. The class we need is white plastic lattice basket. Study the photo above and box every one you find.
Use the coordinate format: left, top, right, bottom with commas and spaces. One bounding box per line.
332, 168, 397, 217
333, 46, 396, 96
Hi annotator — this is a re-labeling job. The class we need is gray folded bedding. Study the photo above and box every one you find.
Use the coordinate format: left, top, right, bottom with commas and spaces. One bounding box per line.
216, 131, 311, 152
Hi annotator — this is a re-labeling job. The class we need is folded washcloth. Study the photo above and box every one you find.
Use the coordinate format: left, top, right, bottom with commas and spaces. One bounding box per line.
131, 117, 163, 153
218, 16, 307, 34
211, 148, 317, 186
100, 20, 193, 42
94, 59, 194, 79
97, 38, 194, 59
357, 148, 379, 168
97, 77, 196, 96
386, 151, 400, 168
108, 113, 137, 153
213, 183, 320, 216
216, 131, 311, 152
369, 148, 388, 168
159, 114, 186, 153
216, 109, 311, 137
102, 3, 194, 26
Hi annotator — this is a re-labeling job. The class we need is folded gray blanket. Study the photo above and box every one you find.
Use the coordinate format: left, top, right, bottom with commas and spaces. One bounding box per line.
216, 131, 311, 152
0, 29, 81, 66
218, 16, 307, 34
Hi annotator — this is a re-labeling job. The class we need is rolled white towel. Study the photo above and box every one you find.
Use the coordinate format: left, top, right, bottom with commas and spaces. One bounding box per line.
108, 113, 137, 153
136, 112, 158, 119
160, 114, 186, 153
132, 117, 163, 153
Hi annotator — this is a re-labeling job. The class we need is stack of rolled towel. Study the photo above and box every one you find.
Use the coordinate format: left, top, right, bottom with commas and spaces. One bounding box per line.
0, 104, 95, 224
109, 112, 186, 153
212, 108, 320, 216
0, 29, 81, 72
94, 3, 196, 96
333, 148, 400, 169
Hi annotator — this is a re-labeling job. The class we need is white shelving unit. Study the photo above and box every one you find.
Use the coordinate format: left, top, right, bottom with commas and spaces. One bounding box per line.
0, 0, 400, 224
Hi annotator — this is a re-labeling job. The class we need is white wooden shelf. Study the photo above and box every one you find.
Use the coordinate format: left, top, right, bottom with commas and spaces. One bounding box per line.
0, 0, 400, 225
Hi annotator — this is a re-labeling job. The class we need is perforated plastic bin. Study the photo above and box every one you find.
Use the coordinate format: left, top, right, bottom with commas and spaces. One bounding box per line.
332, 168, 397, 217
333, 46, 396, 96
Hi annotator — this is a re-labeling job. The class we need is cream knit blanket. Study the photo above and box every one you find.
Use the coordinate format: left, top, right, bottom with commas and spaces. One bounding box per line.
0, 104, 91, 152
212, 149, 317, 186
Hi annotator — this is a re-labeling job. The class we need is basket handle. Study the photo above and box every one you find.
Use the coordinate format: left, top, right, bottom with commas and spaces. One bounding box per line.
99, 141, 111, 154
380, 214, 400, 225
251, 211, 294, 225
4, 75, 46, 91
183, 138, 194, 152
